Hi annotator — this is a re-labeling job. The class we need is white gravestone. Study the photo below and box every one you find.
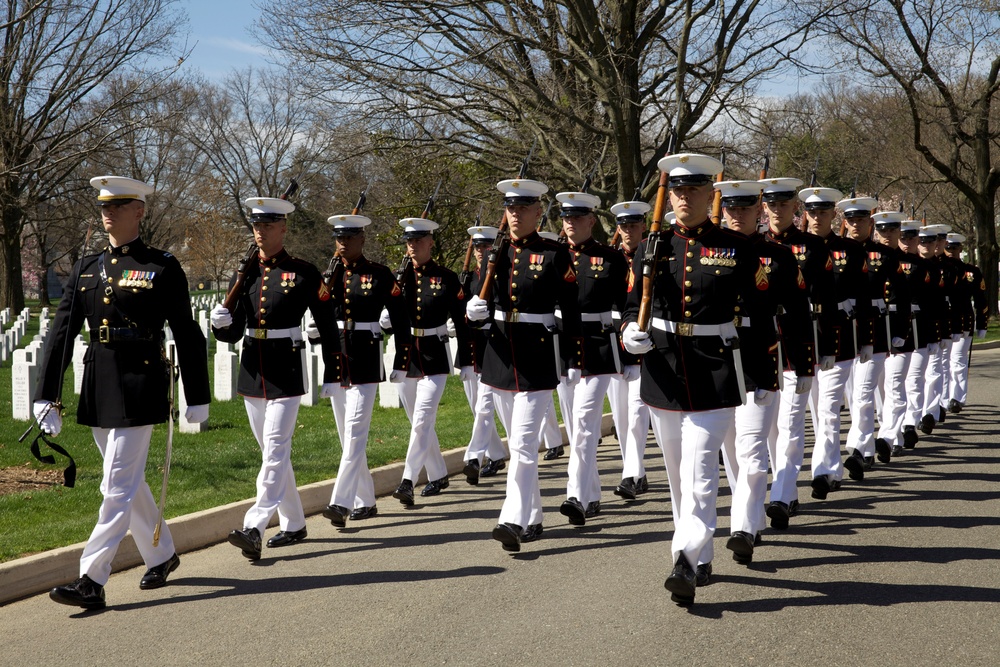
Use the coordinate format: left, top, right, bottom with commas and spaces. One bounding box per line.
72, 335, 87, 394
379, 335, 401, 408
213, 341, 238, 402
300, 345, 318, 406
12, 348, 37, 421
167, 341, 205, 434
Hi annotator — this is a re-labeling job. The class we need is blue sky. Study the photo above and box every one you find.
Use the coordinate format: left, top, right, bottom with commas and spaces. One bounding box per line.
177, 0, 271, 80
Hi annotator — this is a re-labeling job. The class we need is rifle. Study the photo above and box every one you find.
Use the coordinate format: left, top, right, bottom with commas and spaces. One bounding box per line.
637, 130, 677, 330
323, 184, 370, 289
610, 169, 652, 249
459, 204, 484, 286
479, 138, 537, 300
809, 156, 819, 187
223, 178, 299, 311
757, 139, 772, 229
397, 179, 443, 282
710, 150, 726, 226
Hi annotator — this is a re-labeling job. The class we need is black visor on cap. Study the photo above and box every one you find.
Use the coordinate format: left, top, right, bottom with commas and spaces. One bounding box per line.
616, 214, 646, 224
503, 196, 540, 207
936, 234, 949, 239
801, 200, 835, 210
100, 198, 141, 206
875, 221, 901, 229
250, 212, 287, 223
946, 241, 962, 246
721, 195, 761, 208
559, 206, 593, 218
402, 230, 433, 240
667, 174, 713, 188
901, 229, 918, 238
472, 238, 493, 246
844, 210, 873, 218
332, 227, 364, 238
762, 190, 798, 203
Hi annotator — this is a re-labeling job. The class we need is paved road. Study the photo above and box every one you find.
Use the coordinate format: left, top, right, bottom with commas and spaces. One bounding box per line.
3, 350, 1000, 667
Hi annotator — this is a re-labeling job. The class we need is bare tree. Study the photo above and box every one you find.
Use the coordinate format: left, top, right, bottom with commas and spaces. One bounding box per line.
0, 0, 187, 310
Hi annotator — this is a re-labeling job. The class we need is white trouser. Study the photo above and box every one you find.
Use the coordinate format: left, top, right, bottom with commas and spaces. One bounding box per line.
808, 359, 853, 480
607, 374, 628, 462
767, 369, 810, 506
493, 389, 549, 528
949, 334, 973, 404
878, 351, 911, 447
923, 342, 945, 420
649, 406, 733, 567
722, 392, 778, 536
846, 352, 887, 457
938, 337, 953, 412
243, 396, 306, 534
555, 376, 575, 445
619, 374, 649, 479
398, 374, 448, 482
905, 347, 929, 426
329, 383, 378, 509
566, 374, 612, 505
80, 425, 173, 585
463, 373, 507, 463
541, 393, 563, 449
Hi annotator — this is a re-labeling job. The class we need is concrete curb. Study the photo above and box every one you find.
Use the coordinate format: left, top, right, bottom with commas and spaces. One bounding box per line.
0, 412, 613, 606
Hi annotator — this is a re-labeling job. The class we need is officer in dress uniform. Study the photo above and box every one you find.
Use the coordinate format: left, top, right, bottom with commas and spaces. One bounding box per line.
802, 188, 874, 494
762, 181, 838, 530
38, 176, 210, 609
466, 178, 582, 552
211, 196, 342, 559
317, 214, 411, 527
916, 224, 951, 435
621, 154, 770, 605
869, 212, 914, 457
536, 231, 571, 462
461, 225, 509, 484
712, 180, 814, 565
943, 233, 989, 412
390, 218, 473, 505
932, 225, 959, 425
608, 201, 651, 501
841, 199, 909, 471
550, 190, 628, 526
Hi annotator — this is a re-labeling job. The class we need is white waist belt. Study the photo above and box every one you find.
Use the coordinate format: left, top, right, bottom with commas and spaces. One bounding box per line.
337, 321, 381, 333
911, 304, 921, 313
246, 327, 302, 340
411, 324, 449, 337
651, 317, 738, 339
612, 310, 622, 321
580, 311, 613, 326
735, 316, 752, 328
838, 299, 854, 315
494, 310, 556, 326
872, 298, 887, 313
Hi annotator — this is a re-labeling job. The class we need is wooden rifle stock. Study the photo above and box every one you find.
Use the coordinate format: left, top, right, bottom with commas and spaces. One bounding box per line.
478, 211, 508, 300
710, 151, 725, 226
222, 242, 259, 312
637, 170, 670, 330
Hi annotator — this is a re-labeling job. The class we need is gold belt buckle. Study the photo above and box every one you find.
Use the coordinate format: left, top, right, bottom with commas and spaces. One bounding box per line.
254, 329, 267, 340
676, 322, 694, 336
507, 312, 520, 323
413, 328, 425, 337
99, 325, 110, 343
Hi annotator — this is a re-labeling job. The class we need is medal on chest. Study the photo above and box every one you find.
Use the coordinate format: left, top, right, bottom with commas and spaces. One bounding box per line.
118, 270, 155, 289
281, 272, 296, 287
759, 256, 773, 274
429, 276, 443, 290
700, 247, 736, 267
832, 250, 848, 267
360, 274, 373, 290
868, 251, 882, 267
590, 256, 604, 272
529, 253, 544, 271
790, 244, 807, 262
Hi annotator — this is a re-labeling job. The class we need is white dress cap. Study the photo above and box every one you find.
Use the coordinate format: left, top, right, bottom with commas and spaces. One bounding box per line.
714, 180, 764, 207
328, 214, 372, 236
555, 191, 601, 216
90, 176, 154, 202
836, 197, 879, 216
399, 217, 439, 238
946, 233, 966, 244
245, 197, 296, 217
496, 179, 549, 204
467, 225, 499, 242
872, 211, 907, 225
657, 153, 724, 186
610, 200, 651, 221
794, 185, 840, 207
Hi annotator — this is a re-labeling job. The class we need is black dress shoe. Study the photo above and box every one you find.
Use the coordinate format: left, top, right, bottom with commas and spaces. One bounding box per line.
829, 479, 842, 492
811, 475, 831, 500
938, 406, 947, 423
754, 531, 763, 546
614, 477, 638, 500
267, 527, 308, 548
543, 445, 564, 461
50, 575, 106, 610
585, 500, 601, 518
664, 553, 696, 605
635, 475, 649, 494
903, 425, 919, 448
492, 522, 522, 552
522, 523, 543, 543
139, 553, 180, 590
919, 414, 935, 435
421, 477, 450, 497
695, 562, 712, 587
463, 459, 480, 485
875, 437, 892, 464
349, 505, 378, 521
863, 455, 874, 471
844, 450, 865, 481
322, 504, 349, 528
891, 444, 904, 456
393, 479, 415, 506
948, 399, 962, 414
560, 497, 587, 526
228, 527, 262, 560
766, 501, 790, 529
726, 531, 755, 564
788, 499, 800, 517
481, 457, 506, 477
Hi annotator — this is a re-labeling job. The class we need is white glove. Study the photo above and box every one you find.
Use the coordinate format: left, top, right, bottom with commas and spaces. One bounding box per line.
466, 296, 489, 322
891, 337, 906, 349
304, 314, 320, 341
951, 333, 961, 342
458, 366, 476, 382
977, 329, 987, 339
185, 404, 209, 423
319, 383, 338, 398
622, 365, 641, 382
795, 375, 813, 395
32, 400, 62, 436
753, 388, 776, 406
389, 369, 406, 383
566, 367, 581, 386
211, 304, 233, 329
927, 342, 939, 354
858, 345, 873, 363
379, 308, 393, 331
447, 319, 457, 337
819, 355, 836, 371
622, 322, 653, 355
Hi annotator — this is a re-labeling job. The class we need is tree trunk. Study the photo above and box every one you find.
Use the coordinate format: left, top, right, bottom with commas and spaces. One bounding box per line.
0, 210, 25, 312
38, 270, 50, 306
972, 201, 998, 319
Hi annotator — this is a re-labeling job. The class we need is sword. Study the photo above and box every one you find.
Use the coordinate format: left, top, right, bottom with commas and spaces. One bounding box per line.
153, 343, 177, 547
